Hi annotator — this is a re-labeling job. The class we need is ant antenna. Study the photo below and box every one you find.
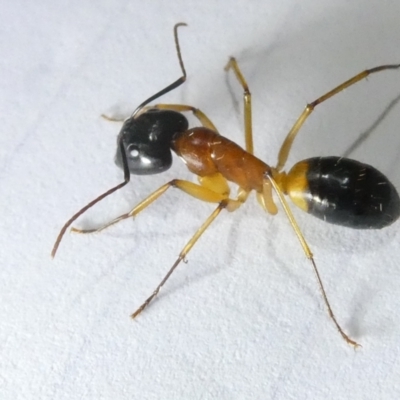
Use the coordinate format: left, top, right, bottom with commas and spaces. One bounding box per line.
51, 23, 188, 258
131, 22, 187, 117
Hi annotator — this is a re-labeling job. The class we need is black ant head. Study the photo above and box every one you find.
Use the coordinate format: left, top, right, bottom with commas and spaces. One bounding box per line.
115, 109, 189, 175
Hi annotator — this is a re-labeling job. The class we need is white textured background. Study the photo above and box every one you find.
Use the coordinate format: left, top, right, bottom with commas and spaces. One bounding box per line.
1, 1, 400, 399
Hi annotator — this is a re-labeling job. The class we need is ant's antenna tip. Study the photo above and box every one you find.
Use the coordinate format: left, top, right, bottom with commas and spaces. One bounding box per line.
175, 22, 188, 29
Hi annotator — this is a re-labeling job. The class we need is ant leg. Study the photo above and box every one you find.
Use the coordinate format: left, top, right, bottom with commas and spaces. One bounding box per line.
101, 114, 126, 122
264, 172, 360, 348
131, 186, 250, 318
225, 57, 253, 155
148, 104, 219, 132
131, 201, 227, 318
198, 173, 230, 197
276, 63, 400, 171
104, 101, 219, 131
72, 179, 231, 235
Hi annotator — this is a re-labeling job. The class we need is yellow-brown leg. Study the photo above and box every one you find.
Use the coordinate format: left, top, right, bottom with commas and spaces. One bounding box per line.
72, 178, 249, 319
71, 174, 250, 318
100, 114, 126, 122
198, 173, 230, 196
131, 200, 227, 318
72, 179, 230, 234
265, 172, 360, 348
225, 57, 253, 155
276, 63, 400, 171
149, 104, 219, 132
131, 183, 250, 317
101, 104, 218, 132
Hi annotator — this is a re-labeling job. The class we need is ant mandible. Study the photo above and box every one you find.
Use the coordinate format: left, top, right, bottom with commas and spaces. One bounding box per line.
51, 23, 400, 348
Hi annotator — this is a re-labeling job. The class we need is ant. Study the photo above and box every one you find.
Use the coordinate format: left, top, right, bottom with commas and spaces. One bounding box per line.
51, 23, 400, 348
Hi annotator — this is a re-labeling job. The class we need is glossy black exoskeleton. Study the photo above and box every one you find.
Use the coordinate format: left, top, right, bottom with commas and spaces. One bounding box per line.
115, 110, 188, 175
297, 157, 400, 228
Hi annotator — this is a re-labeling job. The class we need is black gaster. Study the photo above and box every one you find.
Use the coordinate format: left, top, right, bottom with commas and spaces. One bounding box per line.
115, 109, 189, 175
306, 156, 400, 229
